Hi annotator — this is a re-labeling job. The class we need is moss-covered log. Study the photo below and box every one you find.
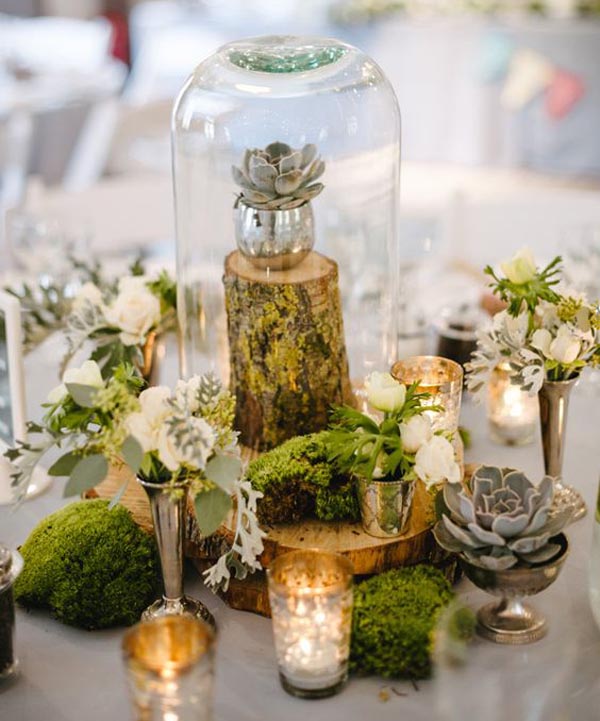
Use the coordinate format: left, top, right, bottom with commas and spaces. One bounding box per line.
223, 250, 352, 450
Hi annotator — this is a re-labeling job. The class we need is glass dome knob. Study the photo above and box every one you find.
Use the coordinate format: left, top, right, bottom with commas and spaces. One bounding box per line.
226, 36, 347, 74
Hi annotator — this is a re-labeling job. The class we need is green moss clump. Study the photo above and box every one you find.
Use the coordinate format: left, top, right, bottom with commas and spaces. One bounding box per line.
246, 432, 359, 525
351, 565, 454, 680
15, 500, 160, 630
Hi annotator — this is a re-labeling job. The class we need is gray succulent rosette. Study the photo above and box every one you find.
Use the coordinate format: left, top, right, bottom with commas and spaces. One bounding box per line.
232, 141, 325, 211
433, 465, 571, 570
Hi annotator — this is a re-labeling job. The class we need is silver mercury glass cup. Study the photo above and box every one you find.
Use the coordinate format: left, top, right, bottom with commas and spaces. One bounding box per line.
234, 200, 315, 271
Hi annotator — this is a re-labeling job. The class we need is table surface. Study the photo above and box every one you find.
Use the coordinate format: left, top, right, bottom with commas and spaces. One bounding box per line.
1, 367, 600, 720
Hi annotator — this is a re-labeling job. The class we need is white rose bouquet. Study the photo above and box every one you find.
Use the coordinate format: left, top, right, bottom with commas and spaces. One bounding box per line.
6, 361, 265, 591
62, 262, 176, 381
467, 249, 600, 394
323, 372, 461, 488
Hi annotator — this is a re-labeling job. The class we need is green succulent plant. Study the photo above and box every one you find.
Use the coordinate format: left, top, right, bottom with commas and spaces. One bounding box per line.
232, 141, 325, 210
433, 465, 571, 570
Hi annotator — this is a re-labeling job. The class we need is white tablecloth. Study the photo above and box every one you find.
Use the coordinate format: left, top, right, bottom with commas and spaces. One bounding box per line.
1, 169, 600, 719
1, 353, 599, 721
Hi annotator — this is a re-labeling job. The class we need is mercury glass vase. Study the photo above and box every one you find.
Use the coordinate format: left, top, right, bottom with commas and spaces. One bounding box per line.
122, 616, 216, 721
355, 476, 415, 538
137, 478, 215, 628
538, 378, 586, 521
267, 550, 354, 699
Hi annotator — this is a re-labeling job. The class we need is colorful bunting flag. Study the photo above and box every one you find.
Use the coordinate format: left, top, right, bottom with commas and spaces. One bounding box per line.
501, 49, 554, 110
478, 32, 513, 83
545, 68, 585, 119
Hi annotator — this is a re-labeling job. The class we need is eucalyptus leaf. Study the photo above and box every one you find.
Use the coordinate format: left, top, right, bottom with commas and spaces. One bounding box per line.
194, 486, 232, 537
108, 480, 130, 509
121, 435, 144, 475
65, 383, 99, 408
204, 454, 242, 493
64, 454, 108, 497
48, 452, 80, 477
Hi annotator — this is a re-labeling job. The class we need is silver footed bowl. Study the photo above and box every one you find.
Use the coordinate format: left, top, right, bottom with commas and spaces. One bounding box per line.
459, 533, 569, 645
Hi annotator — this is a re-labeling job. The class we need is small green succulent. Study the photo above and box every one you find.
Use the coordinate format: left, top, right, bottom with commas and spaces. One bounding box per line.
232, 141, 325, 210
433, 465, 571, 570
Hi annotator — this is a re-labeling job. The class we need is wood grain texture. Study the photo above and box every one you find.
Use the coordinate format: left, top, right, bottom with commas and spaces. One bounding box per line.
89, 461, 476, 616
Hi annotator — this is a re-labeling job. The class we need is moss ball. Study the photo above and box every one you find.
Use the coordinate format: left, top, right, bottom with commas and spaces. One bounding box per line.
351, 565, 454, 680
15, 500, 160, 630
247, 432, 359, 525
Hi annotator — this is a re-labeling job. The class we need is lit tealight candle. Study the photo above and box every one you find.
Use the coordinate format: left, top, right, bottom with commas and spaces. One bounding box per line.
267, 550, 354, 699
488, 362, 538, 446
391, 355, 463, 434
122, 616, 215, 721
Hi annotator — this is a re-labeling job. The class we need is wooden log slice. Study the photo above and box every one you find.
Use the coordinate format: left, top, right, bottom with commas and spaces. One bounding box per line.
223, 250, 353, 450
88, 462, 475, 616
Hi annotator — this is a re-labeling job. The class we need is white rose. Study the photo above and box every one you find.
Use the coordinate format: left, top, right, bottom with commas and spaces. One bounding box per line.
73, 281, 103, 310
531, 328, 552, 358
126, 386, 172, 452
365, 372, 406, 413
549, 325, 581, 364
157, 417, 216, 472
139, 386, 172, 422
414, 435, 461, 488
63, 360, 104, 389
118, 275, 150, 293
400, 414, 433, 453
104, 283, 161, 346
500, 247, 537, 285
126, 412, 157, 452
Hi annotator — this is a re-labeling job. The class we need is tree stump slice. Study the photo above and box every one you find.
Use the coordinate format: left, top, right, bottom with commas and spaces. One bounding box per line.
223, 250, 353, 450
88, 459, 475, 617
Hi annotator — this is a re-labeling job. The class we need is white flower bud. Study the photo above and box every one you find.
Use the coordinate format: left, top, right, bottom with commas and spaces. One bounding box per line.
500, 247, 537, 284
364, 372, 406, 413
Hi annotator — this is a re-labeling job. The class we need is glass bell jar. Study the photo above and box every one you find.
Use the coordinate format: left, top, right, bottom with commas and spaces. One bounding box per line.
173, 35, 401, 452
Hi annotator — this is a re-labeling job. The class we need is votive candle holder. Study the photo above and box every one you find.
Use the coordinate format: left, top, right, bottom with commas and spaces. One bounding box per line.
267, 550, 354, 699
487, 362, 538, 446
122, 615, 215, 721
391, 355, 463, 434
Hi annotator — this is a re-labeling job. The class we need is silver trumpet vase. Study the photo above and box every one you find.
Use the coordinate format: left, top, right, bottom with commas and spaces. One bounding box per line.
538, 379, 586, 521
138, 478, 215, 628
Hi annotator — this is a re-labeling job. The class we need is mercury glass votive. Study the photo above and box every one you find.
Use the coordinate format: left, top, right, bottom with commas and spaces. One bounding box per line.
122, 616, 216, 721
267, 550, 354, 699
391, 355, 463, 434
487, 362, 538, 446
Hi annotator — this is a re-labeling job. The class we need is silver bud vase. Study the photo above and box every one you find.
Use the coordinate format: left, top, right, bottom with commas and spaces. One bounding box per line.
538, 378, 586, 521
234, 200, 314, 270
355, 476, 415, 538
137, 478, 215, 627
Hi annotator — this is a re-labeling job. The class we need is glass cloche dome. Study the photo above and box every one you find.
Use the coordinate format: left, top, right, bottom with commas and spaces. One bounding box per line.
173, 35, 401, 451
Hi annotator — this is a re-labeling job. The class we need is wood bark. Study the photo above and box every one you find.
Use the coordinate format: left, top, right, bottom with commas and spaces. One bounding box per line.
223, 250, 352, 450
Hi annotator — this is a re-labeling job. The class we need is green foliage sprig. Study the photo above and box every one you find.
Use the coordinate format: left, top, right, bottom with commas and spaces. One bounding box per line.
484, 255, 562, 318
325, 382, 442, 482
